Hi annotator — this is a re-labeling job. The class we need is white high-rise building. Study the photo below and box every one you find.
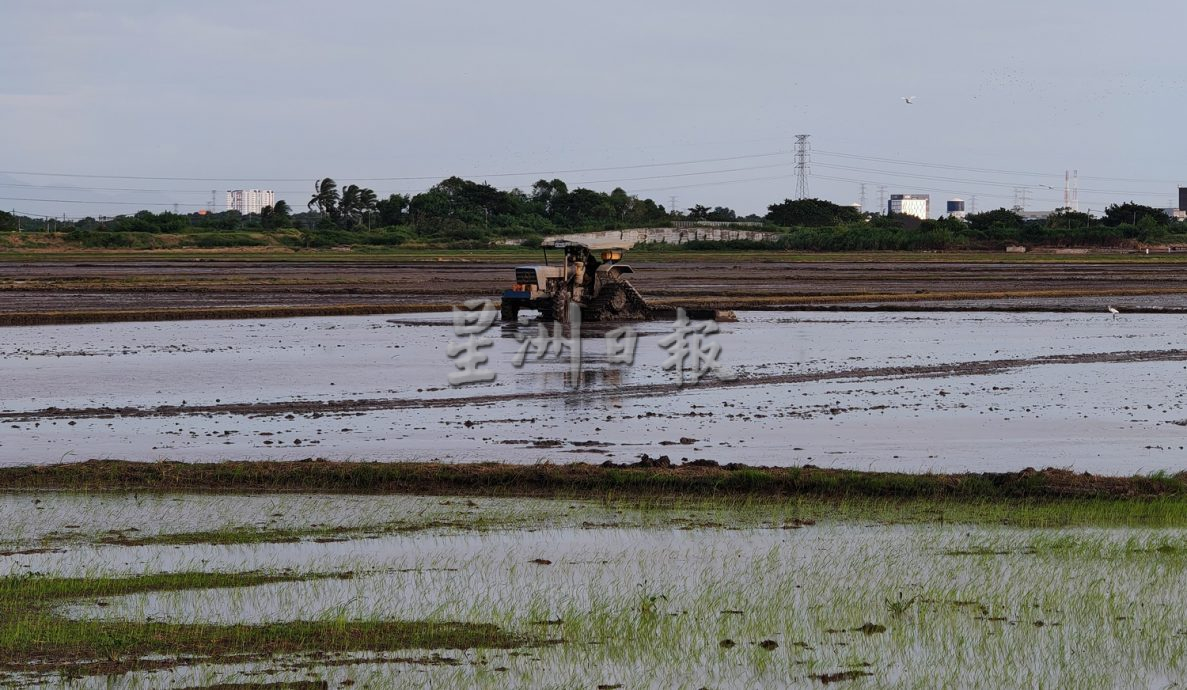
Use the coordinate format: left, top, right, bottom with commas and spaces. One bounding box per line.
888, 194, 930, 219
225, 189, 275, 215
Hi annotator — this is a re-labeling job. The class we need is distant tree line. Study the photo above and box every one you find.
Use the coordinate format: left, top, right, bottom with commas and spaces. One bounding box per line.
2, 175, 1183, 251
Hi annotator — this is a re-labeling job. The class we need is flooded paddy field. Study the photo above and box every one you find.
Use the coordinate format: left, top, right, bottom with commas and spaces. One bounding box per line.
3, 492, 1187, 688
3, 310, 1187, 473
6, 271, 1187, 688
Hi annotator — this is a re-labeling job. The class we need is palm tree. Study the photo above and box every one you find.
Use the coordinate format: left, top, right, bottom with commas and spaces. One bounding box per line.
358, 188, 378, 229
308, 178, 339, 219
339, 184, 361, 225
260, 200, 292, 230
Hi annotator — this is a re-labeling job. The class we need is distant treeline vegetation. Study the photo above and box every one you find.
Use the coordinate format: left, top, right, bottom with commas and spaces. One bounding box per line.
0, 175, 1182, 251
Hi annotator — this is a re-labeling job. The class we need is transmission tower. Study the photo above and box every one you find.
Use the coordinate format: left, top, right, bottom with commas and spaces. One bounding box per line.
969, 195, 977, 214
669, 195, 678, 218
859, 183, 867, 212
794, 134, 811, 199
877, 186, 887, 214
1012, 187, 1029, 212
1072, 170, 1079, 212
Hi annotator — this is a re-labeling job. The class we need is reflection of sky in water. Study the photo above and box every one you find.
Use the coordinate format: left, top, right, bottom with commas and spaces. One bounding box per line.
1, 311, 1186, 472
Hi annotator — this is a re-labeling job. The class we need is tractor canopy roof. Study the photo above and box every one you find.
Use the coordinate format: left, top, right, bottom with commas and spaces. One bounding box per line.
542, 235, 637, 252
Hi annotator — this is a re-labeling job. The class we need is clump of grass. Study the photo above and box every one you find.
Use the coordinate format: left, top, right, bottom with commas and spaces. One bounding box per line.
95, 518, 479, 547
884, 592, 917, 616
0, 571, 525, 676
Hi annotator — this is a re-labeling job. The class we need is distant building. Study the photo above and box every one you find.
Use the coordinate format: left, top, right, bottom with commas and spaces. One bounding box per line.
1179, 187, 1187, 212
946, 198, 967, 219
1166, 208, 1187, 221
225, 189, 275, 215
888, 194, 930, 219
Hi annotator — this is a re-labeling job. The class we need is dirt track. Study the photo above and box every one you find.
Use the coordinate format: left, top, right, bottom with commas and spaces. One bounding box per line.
6, 258, 1187, 321
4, 347, 1182, 423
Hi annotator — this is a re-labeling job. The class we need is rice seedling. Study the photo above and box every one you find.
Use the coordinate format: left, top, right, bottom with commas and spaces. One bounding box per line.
5, 492, 1187, 688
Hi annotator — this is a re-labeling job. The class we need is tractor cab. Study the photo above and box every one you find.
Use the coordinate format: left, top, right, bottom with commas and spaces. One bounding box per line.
500, 237, 645, 322
504, 265, 565, 301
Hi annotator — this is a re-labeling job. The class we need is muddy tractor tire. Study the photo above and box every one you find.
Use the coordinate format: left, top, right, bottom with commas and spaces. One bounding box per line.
583, 279, 650, 322
606, 287, 628, 313
539, 290, 571, 323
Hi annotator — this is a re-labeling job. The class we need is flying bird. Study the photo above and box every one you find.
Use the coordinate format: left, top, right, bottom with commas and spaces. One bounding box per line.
901, 96, 916, 105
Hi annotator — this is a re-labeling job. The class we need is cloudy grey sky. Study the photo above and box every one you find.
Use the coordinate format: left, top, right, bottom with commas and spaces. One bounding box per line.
1, 0, 1184, 218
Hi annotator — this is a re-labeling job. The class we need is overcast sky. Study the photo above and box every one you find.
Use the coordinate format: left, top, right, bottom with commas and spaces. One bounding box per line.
2, 0, 1184, 218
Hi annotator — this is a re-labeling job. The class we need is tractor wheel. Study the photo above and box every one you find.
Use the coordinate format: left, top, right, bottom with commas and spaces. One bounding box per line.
585, 280, 648, 321
606, 285, 629, 313
551, 291, 571, 323
539, 290, 570, 323
501, 301, 520, 322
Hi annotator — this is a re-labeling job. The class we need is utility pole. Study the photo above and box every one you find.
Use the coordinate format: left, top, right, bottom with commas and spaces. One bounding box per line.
794, 134, 811, 199
859, 183, 867, 212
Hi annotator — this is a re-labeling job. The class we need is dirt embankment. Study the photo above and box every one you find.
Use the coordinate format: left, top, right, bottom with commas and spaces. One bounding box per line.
5, 258, 1187, 324
1, 459, 1182, 501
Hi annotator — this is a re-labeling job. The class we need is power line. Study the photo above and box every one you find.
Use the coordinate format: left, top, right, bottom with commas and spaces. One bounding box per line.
813, 162, 1168, 198
0, 196, 207, 207
816, 149, 1187, 186
4, 144, 1181, 191
631, 172, 797, 193
0, 161, 802, 202
10, 209, 76, 220
5, 142, 1180, 215
0, 150, 795, 183
812, 174, 1112, 208
0, 162, 797, 195
815, 149, 1060, 179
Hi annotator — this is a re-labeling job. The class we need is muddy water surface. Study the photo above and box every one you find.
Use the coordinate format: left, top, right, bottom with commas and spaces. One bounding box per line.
3, 311, 1186, 472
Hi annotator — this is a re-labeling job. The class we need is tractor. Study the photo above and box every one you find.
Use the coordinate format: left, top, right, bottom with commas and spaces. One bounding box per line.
500, 238, 649, 323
